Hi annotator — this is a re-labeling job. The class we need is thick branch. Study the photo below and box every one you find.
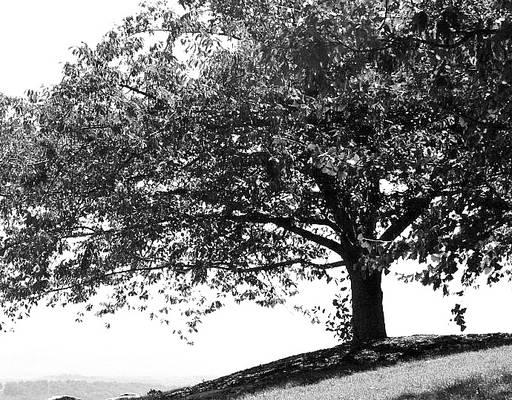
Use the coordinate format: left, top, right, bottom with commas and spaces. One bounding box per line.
379, 197, 431, 242
311, 169, 357, 249
237, 259, 345, 273
64, 211, 343, 256
228, 212, 343, 254
44, 258, 345, 295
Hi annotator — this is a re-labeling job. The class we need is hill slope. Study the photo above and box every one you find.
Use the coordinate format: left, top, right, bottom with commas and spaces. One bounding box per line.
240, 343, 512, 400
138, 333, 512, 400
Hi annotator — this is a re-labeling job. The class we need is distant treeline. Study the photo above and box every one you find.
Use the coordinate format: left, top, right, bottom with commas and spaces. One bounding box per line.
0, 380, 172, 400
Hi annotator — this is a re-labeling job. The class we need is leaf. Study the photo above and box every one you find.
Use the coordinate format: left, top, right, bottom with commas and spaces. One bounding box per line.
431, 253, 442, 263
307, 143, 319, 153
411, 11, 429, 33
347, 153, 360, 166
337, 169, 348, 181
436, 18, 451, 41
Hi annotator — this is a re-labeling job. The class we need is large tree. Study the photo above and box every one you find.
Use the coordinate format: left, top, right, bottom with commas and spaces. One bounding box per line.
1, 0, 512, 343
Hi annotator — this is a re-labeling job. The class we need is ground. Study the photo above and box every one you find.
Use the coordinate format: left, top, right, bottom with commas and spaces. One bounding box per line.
137, 333, 512, 400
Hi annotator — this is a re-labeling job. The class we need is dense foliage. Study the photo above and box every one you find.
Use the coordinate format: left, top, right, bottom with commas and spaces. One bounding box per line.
1, 0, 512, 342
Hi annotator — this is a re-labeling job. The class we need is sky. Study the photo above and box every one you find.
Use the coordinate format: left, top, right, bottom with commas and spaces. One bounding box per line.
0, 0, 511, 387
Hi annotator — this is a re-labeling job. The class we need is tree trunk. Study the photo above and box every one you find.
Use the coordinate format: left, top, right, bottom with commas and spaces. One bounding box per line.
349, 267, 387, 343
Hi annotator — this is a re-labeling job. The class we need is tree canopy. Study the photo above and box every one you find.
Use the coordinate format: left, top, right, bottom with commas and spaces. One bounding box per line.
1, 0, 512, 342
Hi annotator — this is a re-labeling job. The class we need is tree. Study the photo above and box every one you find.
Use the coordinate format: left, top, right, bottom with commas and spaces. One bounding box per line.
1, 0, 512, 343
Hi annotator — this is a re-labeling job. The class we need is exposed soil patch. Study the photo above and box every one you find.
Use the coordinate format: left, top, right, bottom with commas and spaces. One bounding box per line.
139, 333, 512, 400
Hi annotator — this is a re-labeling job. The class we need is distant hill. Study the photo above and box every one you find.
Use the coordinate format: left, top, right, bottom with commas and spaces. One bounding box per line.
39, 375, 207, 388
0, 379, 175, 400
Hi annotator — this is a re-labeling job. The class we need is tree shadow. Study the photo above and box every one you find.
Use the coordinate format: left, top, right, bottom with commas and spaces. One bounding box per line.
393, 372, 512, 400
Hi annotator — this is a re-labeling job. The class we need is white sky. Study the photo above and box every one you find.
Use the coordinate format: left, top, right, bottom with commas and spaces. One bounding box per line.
0, 0, 511, 387
0, 0, 142, 96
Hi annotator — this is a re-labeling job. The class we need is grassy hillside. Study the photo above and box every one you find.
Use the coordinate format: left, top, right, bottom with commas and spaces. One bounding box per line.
141, 333, 512, 400
240, 344, 512, 400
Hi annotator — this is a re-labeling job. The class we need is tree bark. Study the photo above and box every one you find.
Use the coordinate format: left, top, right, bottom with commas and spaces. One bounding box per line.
349, 267, 387, 343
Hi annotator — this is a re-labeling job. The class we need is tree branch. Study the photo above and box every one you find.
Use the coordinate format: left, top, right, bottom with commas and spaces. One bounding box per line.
127, 28, 243, 42
311, 168, 358, 251
227, 212, 344, 254
43, 258, 345, 295
119, 83, 158, 100
379, 196, 432, 242
404, 28, 499, 49
242, 259, 345, 273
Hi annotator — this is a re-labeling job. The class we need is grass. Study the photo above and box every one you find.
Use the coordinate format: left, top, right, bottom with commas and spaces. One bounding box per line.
238, 344, 512, 400
142, 334, 512, 399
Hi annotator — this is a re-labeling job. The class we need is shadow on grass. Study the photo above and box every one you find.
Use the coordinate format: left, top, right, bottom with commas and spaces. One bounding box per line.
394, 372, 512, 400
